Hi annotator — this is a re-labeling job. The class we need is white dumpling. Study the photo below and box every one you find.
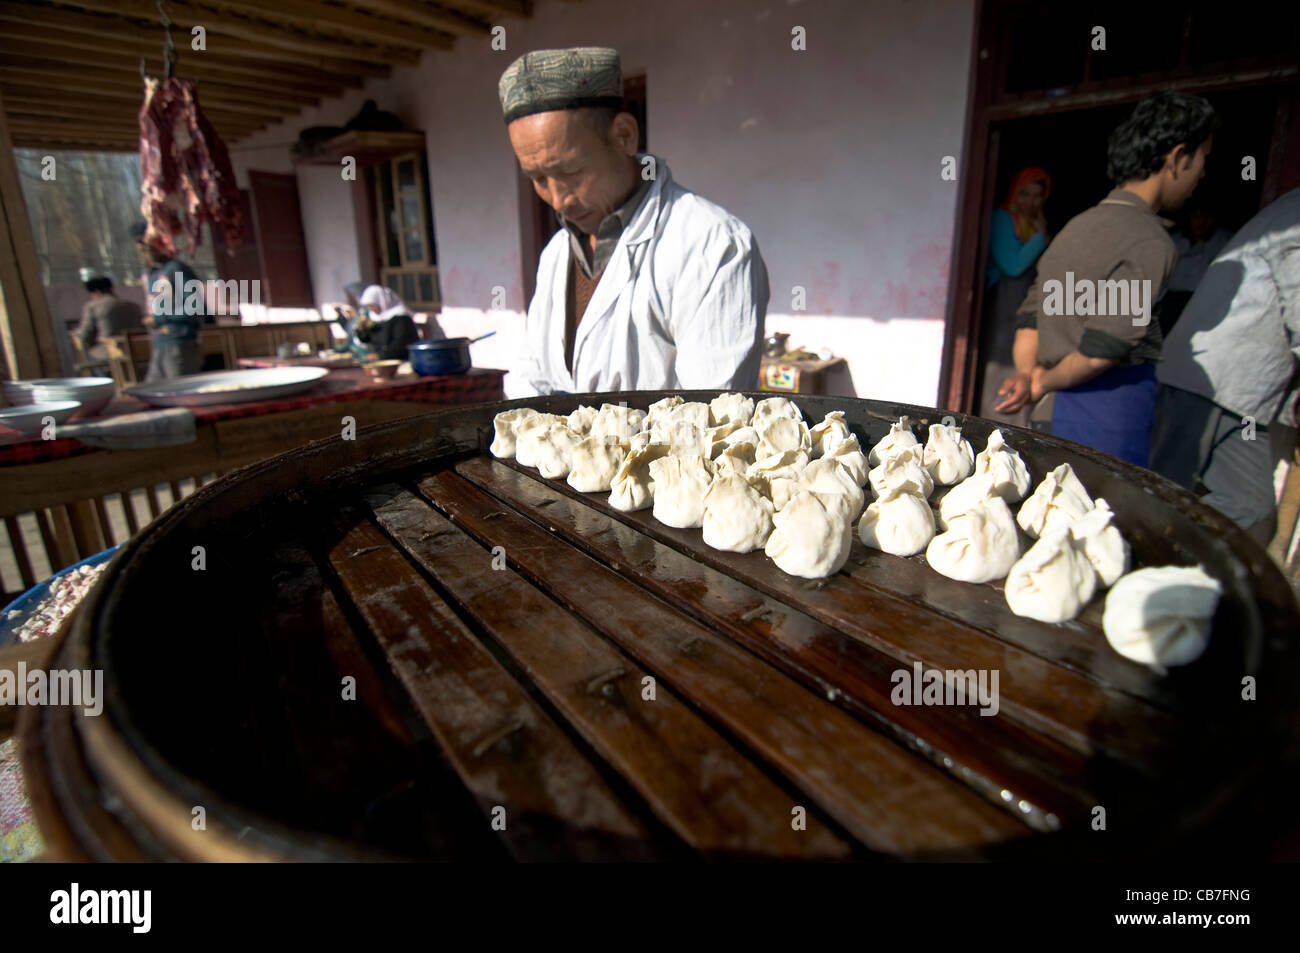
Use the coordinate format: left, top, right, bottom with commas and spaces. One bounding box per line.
714, 441, 757, 478
589, 403, 646, 443
937, 473, 1000, 530
1067, 498, 1130, 588
567, 435, 628, 493
513, 413, 567, 468
702, 473, 776, 553
652, 419, 709, 458
534, 425, 583, 479
718, 425, 760, 452
868, 446, 934, 500
709, 393, 755, 427
752, 397, 805, 427
648, 454, 716, 528
661, 401, 711, 433
567, 405, 599, 435
824, 434, 869, 487
764, 490, 853, 579
973, 430, 1032, 502
868, 416, 919, 466
809, 411, 851, 458
1003, 524, 1098, 623
747, 448, 811, 510
756, 416, 812, 458
1017, 463, 1094, 539
489, 408, 538, 458
925, 497, 1020, 584
798, 458, 866, 522
645, 396, 684, 426
1102, 566, 1222, 669
858, 483, 935, 557
923, 422, 975, 486
609, 443, 670, 512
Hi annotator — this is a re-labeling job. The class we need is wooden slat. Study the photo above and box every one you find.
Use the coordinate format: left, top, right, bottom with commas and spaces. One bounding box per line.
448, 458, 1136, 826
66, 500, 104, 560
320, 507, 664, 861
246, 535, 509, 858
474, 458, 1191, 776
366, 485, 858, 859
168, 480, 185, 507
419, 467, 1070, 838
116, 491, 140, 537
3, 515, 35, 590
47, 504, 80, 568
32, 508, 59, 575
92, 496, 115, 547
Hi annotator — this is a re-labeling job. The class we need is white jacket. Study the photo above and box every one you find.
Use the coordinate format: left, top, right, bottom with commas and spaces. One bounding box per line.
504, 158, 768, 398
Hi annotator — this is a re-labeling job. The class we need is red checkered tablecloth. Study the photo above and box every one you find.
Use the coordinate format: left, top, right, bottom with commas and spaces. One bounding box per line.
0, 367, 505, 467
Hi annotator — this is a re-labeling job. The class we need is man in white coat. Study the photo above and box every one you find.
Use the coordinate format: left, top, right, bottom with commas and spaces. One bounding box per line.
499, 47, 769, 398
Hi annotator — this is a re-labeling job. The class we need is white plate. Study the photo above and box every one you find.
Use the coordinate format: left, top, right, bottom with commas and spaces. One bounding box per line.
125, 367, 330, 407
0, 401, 82, 434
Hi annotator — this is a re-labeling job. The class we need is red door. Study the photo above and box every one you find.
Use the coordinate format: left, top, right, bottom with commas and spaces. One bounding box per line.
248, 171, 314, 307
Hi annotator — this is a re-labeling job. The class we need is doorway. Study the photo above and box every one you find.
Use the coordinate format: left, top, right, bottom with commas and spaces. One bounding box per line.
942, 0, 1300, 413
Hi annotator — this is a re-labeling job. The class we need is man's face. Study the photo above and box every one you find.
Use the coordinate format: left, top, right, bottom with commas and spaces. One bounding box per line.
508, 110, 636, 234
1164, 134, 1212, 210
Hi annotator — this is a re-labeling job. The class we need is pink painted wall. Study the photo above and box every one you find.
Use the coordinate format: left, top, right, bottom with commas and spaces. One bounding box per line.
231, 0, 975, 406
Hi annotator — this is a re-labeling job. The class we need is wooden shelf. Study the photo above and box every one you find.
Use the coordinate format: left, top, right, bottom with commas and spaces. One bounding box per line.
292, 130, 426, 166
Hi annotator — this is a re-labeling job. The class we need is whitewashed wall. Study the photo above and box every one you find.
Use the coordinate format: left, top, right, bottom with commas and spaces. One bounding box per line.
230, 0, 975, 405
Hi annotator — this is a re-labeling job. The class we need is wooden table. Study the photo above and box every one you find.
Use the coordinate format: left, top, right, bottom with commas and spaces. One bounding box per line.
0, 367, 505, 601
19, 392, 1299, 861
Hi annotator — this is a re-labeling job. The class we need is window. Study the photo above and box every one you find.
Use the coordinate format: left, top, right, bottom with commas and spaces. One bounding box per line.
372, 152, 439, 309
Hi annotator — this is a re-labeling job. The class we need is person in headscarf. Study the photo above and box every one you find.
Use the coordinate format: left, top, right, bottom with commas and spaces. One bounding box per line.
354, 285, 422, 360
978, 166, 1051, 427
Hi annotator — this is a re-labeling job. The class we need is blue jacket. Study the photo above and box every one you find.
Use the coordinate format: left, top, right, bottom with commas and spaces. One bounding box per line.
986, 209, 1046, 289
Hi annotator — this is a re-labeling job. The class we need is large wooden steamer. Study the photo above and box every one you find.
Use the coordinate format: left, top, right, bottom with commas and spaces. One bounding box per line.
18, 392, 1300, 861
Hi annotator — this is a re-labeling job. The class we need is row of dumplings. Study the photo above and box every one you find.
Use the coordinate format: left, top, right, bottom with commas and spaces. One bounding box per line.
865, 415, 1222, 670
492, 395, 867, 579
490, 397, 1223, 671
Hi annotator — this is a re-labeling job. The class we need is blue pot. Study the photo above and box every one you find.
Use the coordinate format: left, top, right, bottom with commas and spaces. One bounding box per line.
409, 339, 471, 376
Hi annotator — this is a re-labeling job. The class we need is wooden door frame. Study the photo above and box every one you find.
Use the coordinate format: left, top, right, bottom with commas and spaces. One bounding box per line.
940, 1, 1300, 412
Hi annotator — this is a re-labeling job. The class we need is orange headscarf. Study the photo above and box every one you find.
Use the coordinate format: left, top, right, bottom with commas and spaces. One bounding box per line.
1002, 167, 1052, 243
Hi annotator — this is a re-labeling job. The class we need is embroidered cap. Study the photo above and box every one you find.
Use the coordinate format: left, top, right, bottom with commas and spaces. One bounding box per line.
498, 47, 623, 124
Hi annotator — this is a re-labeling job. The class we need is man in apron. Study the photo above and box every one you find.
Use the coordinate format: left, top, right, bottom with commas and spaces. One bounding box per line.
1010, 92, 1217, 467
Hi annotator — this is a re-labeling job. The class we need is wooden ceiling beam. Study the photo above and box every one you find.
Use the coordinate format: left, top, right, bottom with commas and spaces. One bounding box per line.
3, 97, 274, 129
5, 104, 265, 130
0, 84, 292, 118
441, 0, 531, 19
0, 67, 325, 109
4, 110, 269, 138
0, 44, 359, 94
346, 0, 490, 36
39, 0, 426, 66
204, 0, 470, 47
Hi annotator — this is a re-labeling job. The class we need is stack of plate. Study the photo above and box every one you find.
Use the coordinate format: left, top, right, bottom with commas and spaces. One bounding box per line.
0, 401, 82, 434
3, 377, 114, 417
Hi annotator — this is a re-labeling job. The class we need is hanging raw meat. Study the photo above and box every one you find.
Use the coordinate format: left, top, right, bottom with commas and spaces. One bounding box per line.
138, 75, 246, 257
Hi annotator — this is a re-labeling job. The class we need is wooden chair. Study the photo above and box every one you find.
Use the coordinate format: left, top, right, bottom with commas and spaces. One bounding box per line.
103, 336, 139, 392
70, 336, 111, 378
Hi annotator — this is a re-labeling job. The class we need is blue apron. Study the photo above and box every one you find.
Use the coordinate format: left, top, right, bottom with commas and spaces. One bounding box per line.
1051, 363, 1158, 467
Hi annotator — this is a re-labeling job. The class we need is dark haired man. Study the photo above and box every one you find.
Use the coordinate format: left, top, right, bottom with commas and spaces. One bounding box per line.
499, 47, 769, 397
999, 92, 1217, 466
74, 269, 144, 366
